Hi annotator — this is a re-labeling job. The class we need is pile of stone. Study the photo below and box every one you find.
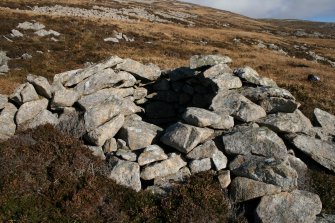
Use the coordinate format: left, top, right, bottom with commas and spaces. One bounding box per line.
0, 54, 334, 222
104, 31, 135, 43
0, 51, 10, 75
4, 21, 61, 41
31, 5, 196, 25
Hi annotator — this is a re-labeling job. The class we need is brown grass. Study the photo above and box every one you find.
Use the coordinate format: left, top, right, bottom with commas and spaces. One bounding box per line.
0, 0, 334, 118
0, 125, 247, 223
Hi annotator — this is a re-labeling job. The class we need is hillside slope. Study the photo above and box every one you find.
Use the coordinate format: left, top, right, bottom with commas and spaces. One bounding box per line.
0, 0, 334, 117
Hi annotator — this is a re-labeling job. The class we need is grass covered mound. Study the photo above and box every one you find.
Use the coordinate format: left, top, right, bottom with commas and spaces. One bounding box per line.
0, 125, 246, 223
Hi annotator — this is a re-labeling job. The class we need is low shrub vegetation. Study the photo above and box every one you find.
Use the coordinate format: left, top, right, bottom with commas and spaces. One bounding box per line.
0, 125, 246, 222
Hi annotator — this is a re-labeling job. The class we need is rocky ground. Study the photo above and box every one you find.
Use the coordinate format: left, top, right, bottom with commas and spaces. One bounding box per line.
0, 0, 334, 222
1, 54, 335, 222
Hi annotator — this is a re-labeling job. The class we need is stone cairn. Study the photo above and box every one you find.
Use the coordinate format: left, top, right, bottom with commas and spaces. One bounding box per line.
1, 55, 335, 222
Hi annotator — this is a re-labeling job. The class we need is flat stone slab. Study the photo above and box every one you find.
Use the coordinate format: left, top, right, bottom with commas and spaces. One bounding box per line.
182, 107, 221, 127
256, 190, 322, 223
222, 126, 287, 161
86, 114, 124, 146
141, 153, 187, 180
291, 134, 335, 173
230, 177, 282, 202
138, 145, 168, 166
230, 155, 298, 191
257, 110, 313, 134
64, 56, 123, 87
16, 98, 49, 126
118, 119, 163, 151
116, 58, 161, 81
109, 159, 141, 192
0, 103, 17, 141
190, 55, 232, 69
314, 108, 335, 133
161, 122, 214, 154
234, 66, 277, 87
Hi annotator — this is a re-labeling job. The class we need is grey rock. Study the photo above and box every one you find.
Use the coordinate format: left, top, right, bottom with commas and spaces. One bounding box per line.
116, 58, 161, 81
53, 69, 82, 85
314, 108, 335, 133
255, 190, 322, 223
20, 83, 39, 103
257, 110, 313, 134
234, 66, 277, 87
210, 113, 234, 130
10, 83, 39, 105
0, 94, 8, 110
84, 96, 122, 132
212, 150, 228, 170
133, 87, 148, 100
16, 98, 48, 126
291, 134, 335, 173
161, 122, 214, 154
182, 107, 221, 127
234, 97, 267, 122
203, 63, 232, 78
19, 110, 59, 131
77, 88, 134, 111
222, 126, 287, 161
154, 167, 191, 188
17, 21, 45, 30
27, 74, 52, 99
117, 139, 128, 150
57, 107, 86, 138
74, 69, 136, 95
189, 158, 212, 174
51, 89, 80, 109
21, 53, 32, 60
316, 214, 335, 223
86, 114, 124, 146
11, 29, 24, 37
211, 74, 242, 90
120, 97, 142, 116
87, 146, 106, 160
104, 37, 119, 42
241, 86, 295, 101
190, 55, 232, 69
287, 153, 308, 178
103, 138, 117, 153
231, 177, 282, 202
0, 103, 17, 141
230, 155, 298, 191
186, 140, 218, 160
210, 91, 266, 122
0, 51, 10, 74
126, 114, 142, 121
109, 159, 141, 192
312, 127, 334, 142
141, 153, 187, 180
116, 149, 137, 162
138, 145, 168, 166
218, 170, 231, 189
65, 56, 123, 86
118, 119, 163, 151
50, 80, 66, 94
260, 97, 299, 114
34, 29, 60, 37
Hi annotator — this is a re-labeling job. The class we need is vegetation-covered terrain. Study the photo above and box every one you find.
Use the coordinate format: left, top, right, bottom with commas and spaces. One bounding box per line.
0, 0, 334, 222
